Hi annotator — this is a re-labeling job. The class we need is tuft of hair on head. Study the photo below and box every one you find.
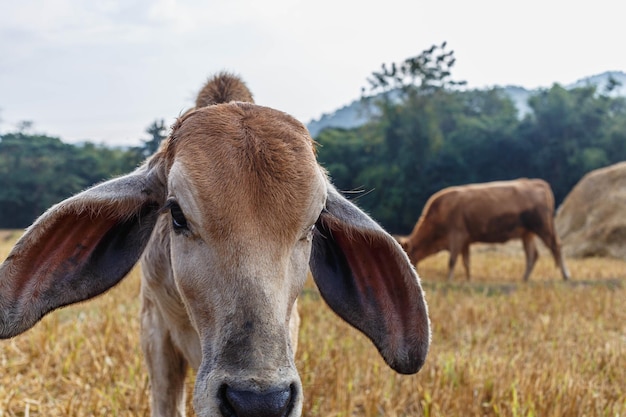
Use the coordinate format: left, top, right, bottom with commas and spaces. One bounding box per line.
195, 71, 255, 107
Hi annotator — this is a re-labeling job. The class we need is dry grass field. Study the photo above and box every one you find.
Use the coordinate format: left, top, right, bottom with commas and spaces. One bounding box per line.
1, 229, 625, 417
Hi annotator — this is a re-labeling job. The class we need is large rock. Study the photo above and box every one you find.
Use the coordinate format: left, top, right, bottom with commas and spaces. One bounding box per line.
556, 161, 626, 259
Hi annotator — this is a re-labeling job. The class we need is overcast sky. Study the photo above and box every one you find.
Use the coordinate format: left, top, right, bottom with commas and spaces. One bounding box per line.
1, 0, 625, 146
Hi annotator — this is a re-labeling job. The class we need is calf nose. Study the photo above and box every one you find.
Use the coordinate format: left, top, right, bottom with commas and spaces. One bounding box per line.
220, 384, 294, 417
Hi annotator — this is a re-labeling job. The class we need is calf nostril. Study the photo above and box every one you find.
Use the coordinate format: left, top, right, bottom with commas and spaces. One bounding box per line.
219, 384, 294, 417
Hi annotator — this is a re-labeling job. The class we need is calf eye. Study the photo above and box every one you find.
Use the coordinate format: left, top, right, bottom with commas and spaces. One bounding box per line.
166, 200, 188, 232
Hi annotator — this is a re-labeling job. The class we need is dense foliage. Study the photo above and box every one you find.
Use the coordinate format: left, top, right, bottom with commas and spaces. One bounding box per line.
0, 121, 165, 228
317, 44, 626, 233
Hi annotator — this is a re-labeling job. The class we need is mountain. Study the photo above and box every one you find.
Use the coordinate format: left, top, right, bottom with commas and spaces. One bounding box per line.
306, 102, 374, 138
566, 71, 626, 95
306, 71, 626, 138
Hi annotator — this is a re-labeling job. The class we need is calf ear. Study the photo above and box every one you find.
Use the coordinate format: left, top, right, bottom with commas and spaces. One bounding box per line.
0, 165, 164, 339
309, 184, 430, 374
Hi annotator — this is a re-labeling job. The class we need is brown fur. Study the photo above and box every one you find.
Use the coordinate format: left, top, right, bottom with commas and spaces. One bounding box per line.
195, 71, 254, 107
400, 179, 570, 281
169, 107, 314, 241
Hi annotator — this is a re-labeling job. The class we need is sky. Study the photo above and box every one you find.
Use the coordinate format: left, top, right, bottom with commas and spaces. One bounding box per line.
1, 0, 625, 146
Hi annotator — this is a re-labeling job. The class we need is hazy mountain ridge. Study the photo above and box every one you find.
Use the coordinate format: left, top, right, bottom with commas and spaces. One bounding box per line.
306, 71, 626, 138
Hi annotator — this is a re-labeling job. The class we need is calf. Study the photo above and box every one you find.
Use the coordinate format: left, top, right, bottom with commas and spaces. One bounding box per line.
0, 73, 430, 417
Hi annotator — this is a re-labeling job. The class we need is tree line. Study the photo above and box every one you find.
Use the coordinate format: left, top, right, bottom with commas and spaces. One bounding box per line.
2, 43, 626, 231
0, 120, 167, 228
316, 43, 626, 234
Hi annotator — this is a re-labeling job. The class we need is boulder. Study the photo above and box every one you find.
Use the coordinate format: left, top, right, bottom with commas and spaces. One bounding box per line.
556, 161, 626, 259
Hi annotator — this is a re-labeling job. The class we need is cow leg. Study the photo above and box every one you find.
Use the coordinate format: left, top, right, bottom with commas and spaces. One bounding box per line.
461, 244, 471, 280
447, 246, 460, 281
521, 233, 539, 281
141, 298, 188, 417
535, 229, 571, 281
557, 255, 571, 281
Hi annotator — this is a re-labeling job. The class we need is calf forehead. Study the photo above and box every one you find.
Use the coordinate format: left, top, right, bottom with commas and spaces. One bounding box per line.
167, 102, 324, 241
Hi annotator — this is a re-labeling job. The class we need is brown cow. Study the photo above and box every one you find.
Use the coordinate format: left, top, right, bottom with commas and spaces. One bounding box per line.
0, 73, 430, 417
398, 179, 570, 281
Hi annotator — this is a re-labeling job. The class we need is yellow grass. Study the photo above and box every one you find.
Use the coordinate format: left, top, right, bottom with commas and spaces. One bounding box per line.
1, 231, 625, 416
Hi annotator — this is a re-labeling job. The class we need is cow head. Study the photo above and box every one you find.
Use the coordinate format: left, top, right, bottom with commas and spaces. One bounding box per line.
0, 78, 430, 417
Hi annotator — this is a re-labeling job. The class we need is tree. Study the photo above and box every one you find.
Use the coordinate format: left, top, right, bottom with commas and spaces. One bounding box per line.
0, 132, 84, 226
361, 43, 466, 232
0, 130, 145, 228
139, 119, 168, 158
318, 46, 535, 233
363, 41, 466, 100
521, 84, 615, 202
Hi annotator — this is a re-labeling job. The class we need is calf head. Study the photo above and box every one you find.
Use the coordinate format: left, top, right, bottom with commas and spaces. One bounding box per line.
0, 74, 430, 417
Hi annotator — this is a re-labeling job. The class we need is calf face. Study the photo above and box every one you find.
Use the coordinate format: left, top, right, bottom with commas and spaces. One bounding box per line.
163, 104, 325, 415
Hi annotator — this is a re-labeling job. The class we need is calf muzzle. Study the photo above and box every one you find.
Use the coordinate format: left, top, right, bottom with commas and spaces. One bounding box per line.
218, 383, 296, 417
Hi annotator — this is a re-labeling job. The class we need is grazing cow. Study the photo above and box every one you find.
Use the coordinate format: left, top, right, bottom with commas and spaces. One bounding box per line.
0, 73, 430, 417
398, 179, 570, 282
